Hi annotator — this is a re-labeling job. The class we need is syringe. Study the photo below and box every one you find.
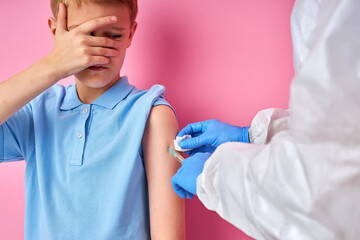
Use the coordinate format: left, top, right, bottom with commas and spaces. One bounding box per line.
168, 148, 185, 163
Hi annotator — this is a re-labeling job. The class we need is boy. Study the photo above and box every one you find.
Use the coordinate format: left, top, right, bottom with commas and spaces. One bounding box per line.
0, 0, 185, 239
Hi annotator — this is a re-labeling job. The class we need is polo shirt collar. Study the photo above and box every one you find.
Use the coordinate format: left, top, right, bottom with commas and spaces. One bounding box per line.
60, 76, 134, 110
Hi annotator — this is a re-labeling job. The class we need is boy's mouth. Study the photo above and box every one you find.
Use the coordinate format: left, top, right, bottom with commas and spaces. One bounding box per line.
87, 65, 108, 72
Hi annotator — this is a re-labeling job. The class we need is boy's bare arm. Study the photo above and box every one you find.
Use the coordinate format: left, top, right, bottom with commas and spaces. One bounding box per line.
142, 106, 186, 240
0, 3, 120, 125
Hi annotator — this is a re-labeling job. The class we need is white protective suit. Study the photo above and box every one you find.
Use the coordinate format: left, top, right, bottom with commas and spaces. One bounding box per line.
197, 0, 360, 239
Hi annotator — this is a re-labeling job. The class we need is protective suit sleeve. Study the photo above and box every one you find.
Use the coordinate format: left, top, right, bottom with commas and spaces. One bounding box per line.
197, 0, 360, 239
249, 108, 289, 145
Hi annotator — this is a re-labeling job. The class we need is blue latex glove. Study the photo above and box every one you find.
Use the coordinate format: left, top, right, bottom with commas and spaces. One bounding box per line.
171, 152, 212, 199
178, 119, 250, 155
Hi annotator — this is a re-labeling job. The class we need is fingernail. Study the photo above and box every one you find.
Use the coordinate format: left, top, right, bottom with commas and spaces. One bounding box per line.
111, 16, 117, 22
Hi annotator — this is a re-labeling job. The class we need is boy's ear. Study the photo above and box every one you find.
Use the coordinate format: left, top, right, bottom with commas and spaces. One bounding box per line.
48, 17, 57, 39
127, 22, 138, 48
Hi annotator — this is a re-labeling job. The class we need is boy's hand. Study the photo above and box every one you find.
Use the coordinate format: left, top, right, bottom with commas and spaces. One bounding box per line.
47, 3, 120, 80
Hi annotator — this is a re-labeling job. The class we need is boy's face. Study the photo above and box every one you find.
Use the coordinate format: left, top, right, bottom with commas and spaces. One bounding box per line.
66, 1, 136, 89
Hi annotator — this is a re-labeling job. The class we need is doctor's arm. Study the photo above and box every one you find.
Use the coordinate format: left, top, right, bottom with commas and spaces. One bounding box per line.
142, 105, 185, 240
170, 108, 290, 199
197, 0, 360, 238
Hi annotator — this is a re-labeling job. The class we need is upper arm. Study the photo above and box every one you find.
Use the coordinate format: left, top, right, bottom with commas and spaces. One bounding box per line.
142, 105, 185, 240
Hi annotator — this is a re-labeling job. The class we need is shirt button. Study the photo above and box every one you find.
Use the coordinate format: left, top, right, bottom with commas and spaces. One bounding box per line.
77, 132, 83, 138
83, 108, 88, 114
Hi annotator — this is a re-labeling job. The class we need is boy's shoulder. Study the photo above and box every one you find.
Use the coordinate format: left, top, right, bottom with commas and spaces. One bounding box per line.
114, 76, 168, 104
129, 84, 166, 98
128, 83, 172, 107
127, 83, 176, 116
27, 84, 75, 112
31, 84, 69, 104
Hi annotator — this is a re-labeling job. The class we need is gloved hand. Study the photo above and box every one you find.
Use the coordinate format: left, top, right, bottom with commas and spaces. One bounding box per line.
171, 152, 212, 199
178, 119, 250, 155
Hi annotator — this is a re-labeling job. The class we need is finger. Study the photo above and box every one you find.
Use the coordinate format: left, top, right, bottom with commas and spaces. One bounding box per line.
179, 134, 214, 150
186, 192, 194, 199
87, 36, 121, 49
86, 56, 110, 67
172, 183, 186, 198
57, 3, 67, 32
171, 175, 186, 199
176, 188, 186, 199
78, 16, 118, 34
177, 121, 206, 137
89, 47, 119, 57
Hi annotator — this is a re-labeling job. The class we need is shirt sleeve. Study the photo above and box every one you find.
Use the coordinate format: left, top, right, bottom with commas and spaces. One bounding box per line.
0, 103, 35, 163
197, 0, 360, 239
152, 90, 177, 119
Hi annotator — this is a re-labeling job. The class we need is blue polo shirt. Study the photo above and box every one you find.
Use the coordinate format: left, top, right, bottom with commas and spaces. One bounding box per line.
0, 76, 174, 240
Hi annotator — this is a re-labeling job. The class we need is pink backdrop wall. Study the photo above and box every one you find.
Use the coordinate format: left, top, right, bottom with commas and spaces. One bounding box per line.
0, 0, 295, 239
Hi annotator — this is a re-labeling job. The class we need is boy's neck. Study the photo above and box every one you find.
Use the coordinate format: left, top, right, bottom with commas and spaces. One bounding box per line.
75, 77, 120, 104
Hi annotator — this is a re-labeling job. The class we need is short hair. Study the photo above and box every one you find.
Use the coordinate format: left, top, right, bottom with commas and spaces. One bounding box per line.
51, 0, 138, 26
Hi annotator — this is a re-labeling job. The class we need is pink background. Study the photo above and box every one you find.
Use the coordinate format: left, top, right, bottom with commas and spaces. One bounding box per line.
0, 0, 295, 239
